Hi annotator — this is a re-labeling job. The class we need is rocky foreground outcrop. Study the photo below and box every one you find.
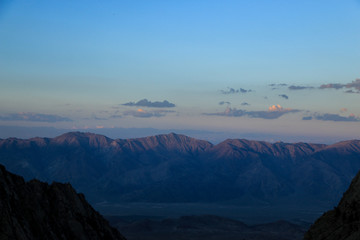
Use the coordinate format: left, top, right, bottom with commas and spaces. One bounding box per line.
0, 164, 126, 240
304, 170, 360, 240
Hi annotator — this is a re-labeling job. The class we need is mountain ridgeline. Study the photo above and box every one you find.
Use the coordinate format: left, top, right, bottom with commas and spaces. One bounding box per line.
0, 132, 360, 207
0, 164, 126, 240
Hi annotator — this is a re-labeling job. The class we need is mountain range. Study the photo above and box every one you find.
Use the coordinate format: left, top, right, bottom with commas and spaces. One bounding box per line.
1, 132, 359, 210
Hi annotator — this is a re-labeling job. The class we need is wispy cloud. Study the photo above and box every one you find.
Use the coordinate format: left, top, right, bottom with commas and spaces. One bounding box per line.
345, 90, 359, 94
0, 112, 72, 122
302, 113, 360, 122
348, 79, 360, 91
319, 79, 360, 93
122, 99, 176, 108
278, 94, 289, 100
319, 83, 344, 90
269, 83, 288, 87
269, 83, 288, 90
123, 109, 175, 118
204, 107, 246, 117
219, 101, 231, 106
220, 87, 253, 94
314, 113, 360, 122
204, 105, 299, 119
288, 85, 314, 90
241, 102, 250, 106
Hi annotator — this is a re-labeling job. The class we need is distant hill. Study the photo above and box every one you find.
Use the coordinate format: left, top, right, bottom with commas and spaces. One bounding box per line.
109, 214, 306, 240
304, 168, 360, 240
0, 164, 126, 240
0, 132, 360, 208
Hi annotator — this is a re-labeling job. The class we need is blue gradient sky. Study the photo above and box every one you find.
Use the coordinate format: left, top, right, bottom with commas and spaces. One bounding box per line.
0, 0, 360, 142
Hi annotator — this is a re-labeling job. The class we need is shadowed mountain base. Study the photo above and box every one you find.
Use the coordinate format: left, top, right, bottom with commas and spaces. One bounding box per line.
0, 164, 126, 240
304, 170, 360, 240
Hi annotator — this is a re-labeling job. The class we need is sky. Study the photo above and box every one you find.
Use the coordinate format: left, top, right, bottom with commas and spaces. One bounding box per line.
0, 0, 360, 143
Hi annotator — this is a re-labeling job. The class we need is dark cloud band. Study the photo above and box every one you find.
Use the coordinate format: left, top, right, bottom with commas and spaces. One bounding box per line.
279, 94, 289, 100
122, 99, 176, 108
205, 106, 299, 119
220, 87, 253, 94
302, 113, 360, 122
288, 85, 314, 90
319, 79, 360, 93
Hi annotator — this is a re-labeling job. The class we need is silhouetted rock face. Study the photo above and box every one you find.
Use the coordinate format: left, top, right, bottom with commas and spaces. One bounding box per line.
0, 164, 126, 240
304, 170, 360, 240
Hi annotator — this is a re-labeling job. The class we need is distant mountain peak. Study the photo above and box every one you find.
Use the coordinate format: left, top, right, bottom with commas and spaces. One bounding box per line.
122, 132, 213, 153
213, 138, 325, 159
53, 131, 112, 147
324, 139, 360, 150
55, 131, 107, 139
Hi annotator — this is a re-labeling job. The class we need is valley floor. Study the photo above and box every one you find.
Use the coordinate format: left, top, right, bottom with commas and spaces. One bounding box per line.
106, 214, 309, 240
97, 202, 328, 225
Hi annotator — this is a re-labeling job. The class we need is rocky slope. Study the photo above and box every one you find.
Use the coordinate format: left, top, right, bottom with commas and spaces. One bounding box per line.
0, 164, 126, 240
0, 132, 359, 207
304, 169, 360, 240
